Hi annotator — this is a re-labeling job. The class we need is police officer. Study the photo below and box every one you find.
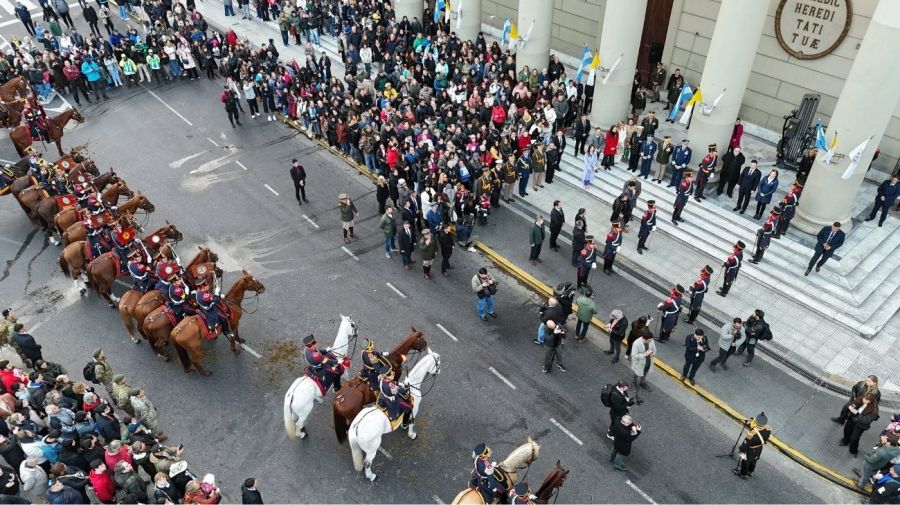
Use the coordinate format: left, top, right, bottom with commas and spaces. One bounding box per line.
685, 265, 713, 324
602, 221, 622, 275
377, 372, 413, 428
657, 284, 684, 343
360, 339, 390, 390
302, 334, 344, 392
694, 144, 717, 201
717, 241, 746, 297
749, 208, 781, 264
636, 201, 656, 254
668, 139, 691, 188
671, 170, 693, 225
734, 413, 771, 478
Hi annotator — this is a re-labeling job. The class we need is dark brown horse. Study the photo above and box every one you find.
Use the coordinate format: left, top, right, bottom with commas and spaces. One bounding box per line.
10, 108, 85, 157
0, 77, 28, 102
8, 153, 94, 199
332, 327, 428, 443
57, 173, 127, 244
0, 99, 26, 128
166, 270, 265, 376
533, 461, 569, 504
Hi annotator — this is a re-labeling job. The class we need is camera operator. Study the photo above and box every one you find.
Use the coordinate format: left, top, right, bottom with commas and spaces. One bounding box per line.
535, 297, 563, 346
541, 315, 567, 374
610, 415, 642, 472
606, 380, 634, 439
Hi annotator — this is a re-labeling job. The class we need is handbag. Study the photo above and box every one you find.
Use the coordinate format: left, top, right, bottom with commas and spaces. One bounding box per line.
486, 281, 498, 295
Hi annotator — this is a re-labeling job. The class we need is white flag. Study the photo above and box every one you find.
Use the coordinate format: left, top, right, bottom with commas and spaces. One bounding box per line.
455, 0, 463, 30
602, 54, 622, 85
679, 103, 694, 125
711, 88, 726, 108
841, 136, 872, 180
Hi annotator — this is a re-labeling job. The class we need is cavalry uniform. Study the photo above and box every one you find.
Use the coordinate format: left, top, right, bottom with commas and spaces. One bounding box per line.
0, 165, 14, 196
685, 266, 713, 324
509, 482, 535, 505
194, 288, 228, 336
694, 145, 718, 201
23, 106, 49, 142
127, 252, 153, 292
717, 241, 746, 297
735, 414, 771, 478
773, 182, 802, 239
360, 340, 391, 390
377, 373, 413, 427
154, 262, 179, 295
576, 238, 597, 289
470, 444, 503, 503
657, 284, 684, 343
749, 208, 781, 264
166, 283, 190, 321
111, 226, 137, 265
671, 172, 693, 225
73, 183, 91, 207
636, 201, 656, 254
602, 222, 622, 275
302, 334, 344, 393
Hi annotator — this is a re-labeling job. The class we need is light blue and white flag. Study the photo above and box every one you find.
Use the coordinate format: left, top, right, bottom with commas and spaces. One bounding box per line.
668, 83, 692, 122
575, 46, 592, 82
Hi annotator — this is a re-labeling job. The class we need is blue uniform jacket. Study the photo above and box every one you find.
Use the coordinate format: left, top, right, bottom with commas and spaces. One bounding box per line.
672, 146, 692, 169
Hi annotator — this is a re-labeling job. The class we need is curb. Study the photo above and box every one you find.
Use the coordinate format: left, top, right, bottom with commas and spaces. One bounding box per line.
473, 240, 863, 495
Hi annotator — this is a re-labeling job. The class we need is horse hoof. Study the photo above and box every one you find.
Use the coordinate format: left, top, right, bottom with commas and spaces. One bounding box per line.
299, 429, 307, 440
132, 338, 141, 344
79, 289, 86, 296
367, 474, 377, 482
408, 432, 417, 440
183, 368, 193, 374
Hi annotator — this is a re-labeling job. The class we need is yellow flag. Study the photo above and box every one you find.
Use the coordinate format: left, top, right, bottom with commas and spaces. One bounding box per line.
687, 88, 703, 107
510, 22, 518, 40
589, 52, 600, 69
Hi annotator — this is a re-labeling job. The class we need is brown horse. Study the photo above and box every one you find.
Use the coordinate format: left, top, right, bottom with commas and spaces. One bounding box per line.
16, 186, 50, 228
35, 181, 133, 244
57, 181, 133, 245
167, 270, 265, 376
0, 77, 28, 102
332, 328, 429, 444
131, 245, 213, 334
8, 153, 96, 203
533, 461, 568, 504
10, 108, 85, 157
183, 246, 222, 290
0, 99, 26, 128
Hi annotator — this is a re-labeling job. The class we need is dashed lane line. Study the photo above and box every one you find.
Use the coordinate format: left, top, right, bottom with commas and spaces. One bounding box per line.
625, 480, 657, 504
488, 366, 516, 390
263, 184, 279, 196
432, 495, 444, 504
302, 215, 320, 229
241, 344, 262, 359
235, 160, 249, 171
549, 417, 584, 446
385, 282, 407, 299
435, 323, 458, 342
341, 246, 359, 261
143, 86, 194, 126
206, 137, 220, 147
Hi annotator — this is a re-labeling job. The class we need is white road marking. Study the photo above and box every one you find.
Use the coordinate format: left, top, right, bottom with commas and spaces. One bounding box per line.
0, 235, 22, 246
235, 160, 249, 171
341, 246, 359, 261
435, 323, 458, 342
206, 137, 220, 147
241, 344, 262, 359
263, 184, 279, 196
385, 282, 407, 299
488, 366, 516, 390
625, 480, 657, 504
432, 495, 444, 505
219, 131, 227, 141
28, 321, 43, 333
377, 447, 393, 460
549, 417, 584, 446
144, 86, 194, 126
301, 214, 320, 229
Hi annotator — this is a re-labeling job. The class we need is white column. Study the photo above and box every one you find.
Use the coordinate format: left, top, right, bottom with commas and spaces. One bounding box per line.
794, 0, 900, 233
590, 0, 647, 128
456, 0, 482, 43
687, 0, 768, 151
515, 0, 555, 74
394, 0, 423, 24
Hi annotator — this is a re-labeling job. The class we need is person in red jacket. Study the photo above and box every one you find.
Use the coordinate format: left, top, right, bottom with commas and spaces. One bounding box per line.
0, 360, 26, 393
602, 126, 620, 170
89, 460, 116, 503
104, 440, 133, 471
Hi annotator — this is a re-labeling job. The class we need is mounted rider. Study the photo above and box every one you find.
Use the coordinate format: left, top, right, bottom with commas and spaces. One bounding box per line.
509, 482, 535, 505
193, 286, 233, 338
22, 104, 50, 142
376, 371, 413, 428
0, 165, 14, 196
127, 249, 153, 292
302, 334, 346, 392
83, 199, 110, 259
165, 281, 191, 322
111, 226, 138, 265
469, 443, 503, 502
360, 339, 391, 390
154, 261, 180, 294
72, 183, 91, 207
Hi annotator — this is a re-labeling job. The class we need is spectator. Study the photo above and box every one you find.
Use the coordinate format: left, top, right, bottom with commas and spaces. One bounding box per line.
857, 433, 900, 490
541, 313, 566, 374
471, 268, 498, 322
573, 289, 597, 342
606, 380, 632, 439
624, 315, 651, 360
603, 310, 627, 363
680, 329, 710, 386
242, 477, 263, 504
47, 477, 84, 505
841, 393, 880, 456
536, 297, 563, 346
154, 472, 182, 503
20, 456, 48, 503
13, 324, 42, 365
609, 415, 641, 471
114, 460, 147, 502
709, 318, 743, 372
735, 309, 769, 366
630, 332, 656, 394
89, 460, 115, 504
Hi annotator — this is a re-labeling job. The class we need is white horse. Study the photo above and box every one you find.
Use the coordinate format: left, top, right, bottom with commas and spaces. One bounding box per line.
283, 314, 357, 440
348, 348, 441, 481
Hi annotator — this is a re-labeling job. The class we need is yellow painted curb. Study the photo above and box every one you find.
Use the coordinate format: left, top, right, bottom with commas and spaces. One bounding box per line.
473, 240, 862, 494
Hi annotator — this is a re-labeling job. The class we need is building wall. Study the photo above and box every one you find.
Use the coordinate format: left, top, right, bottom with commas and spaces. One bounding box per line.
479, 0, 898, 175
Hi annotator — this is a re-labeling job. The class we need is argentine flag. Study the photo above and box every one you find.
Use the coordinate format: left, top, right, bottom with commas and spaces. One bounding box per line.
668, 84, 692, 122
501, 17, 511, 46
575, 46, 592, 82
434, 0, 445, 23
815, 121, 828, 152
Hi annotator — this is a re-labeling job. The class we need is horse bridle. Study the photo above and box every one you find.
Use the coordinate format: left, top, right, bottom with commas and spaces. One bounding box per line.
404, 353, 440, 398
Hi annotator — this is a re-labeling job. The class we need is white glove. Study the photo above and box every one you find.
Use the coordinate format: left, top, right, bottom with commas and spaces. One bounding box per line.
739, 452, 747, 460
592, 263, 597, 269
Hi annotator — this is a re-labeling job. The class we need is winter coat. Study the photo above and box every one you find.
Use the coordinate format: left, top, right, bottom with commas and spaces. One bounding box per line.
19, 462, 48, 503
418, 236, 437, 261
89, 469, 115, 503
630, 338, 656, 377
611, 420, 640, 456
574, 296, 596, 323
755, 176, 779, 204
114, 469, 147, 502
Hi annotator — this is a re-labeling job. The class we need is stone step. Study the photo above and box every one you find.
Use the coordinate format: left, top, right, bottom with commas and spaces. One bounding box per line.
841, 218, 900, 285
551, 166, 867, 324
861, 283, 900, 335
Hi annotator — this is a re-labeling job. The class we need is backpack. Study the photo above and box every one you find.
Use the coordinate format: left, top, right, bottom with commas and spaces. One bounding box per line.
600, 384, 613, 407
82, 360, 99, 384
760, 324, 773, 341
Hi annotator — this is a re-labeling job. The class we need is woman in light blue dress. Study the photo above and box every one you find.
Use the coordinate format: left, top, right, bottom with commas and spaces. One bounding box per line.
582, 145, 599, 190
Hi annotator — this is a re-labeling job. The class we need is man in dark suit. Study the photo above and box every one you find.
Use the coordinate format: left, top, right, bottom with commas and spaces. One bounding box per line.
289, 159, 308, 205
865, 174, 899, 227
398, 220, 416, 270
573, 114, 591, 157
718, 147, 745, 197
734, 160, 762, 214
805, 222, 845, 276
549, 200, 565, 251
13, 324, 42, 364
551, 129, 567, 155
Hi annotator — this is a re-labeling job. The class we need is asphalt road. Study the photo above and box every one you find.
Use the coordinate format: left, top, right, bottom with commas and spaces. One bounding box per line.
0, 19, 857, 503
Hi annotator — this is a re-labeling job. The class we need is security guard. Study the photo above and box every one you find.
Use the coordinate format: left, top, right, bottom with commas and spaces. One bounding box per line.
657, 284, 684, 343
636, 200, 656, 254
671, 170, 693, 225
685, 265, 713, 324
734, 413, 771, 478
717, 241, 746, 297
749, 208, 781, 264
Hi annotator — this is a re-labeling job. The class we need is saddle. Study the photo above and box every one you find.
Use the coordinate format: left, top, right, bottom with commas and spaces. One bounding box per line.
191, 314, 221, 341
304, 369, 329, 396
377, 405, 410, 431
162, 306, 179, 328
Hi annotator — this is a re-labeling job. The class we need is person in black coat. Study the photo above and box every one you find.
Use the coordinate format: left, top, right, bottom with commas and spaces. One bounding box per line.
865, 174, 899, 227
734, 161, 762, 214
573, 114, 591, 156
549, 200, 565, 250
610, 414, 641, 471
437, 224, 454, 277
680, 329, 710, 385
831, 375, 881, 424
289, 159, 307, 205
571, 219, 585, 267
397, 220, 416, 270
92, 405, 120, 444
604, 310, 628, 363
717, 147, 745, 197
0, 436, 25, 474
840, 393, 880, 456
12, 324, 42, 363
59, 439, 89, 472
805, 222, 845, 276
606, 380, 632, 438
241, 478, 264, 504
0, 465, 18, 498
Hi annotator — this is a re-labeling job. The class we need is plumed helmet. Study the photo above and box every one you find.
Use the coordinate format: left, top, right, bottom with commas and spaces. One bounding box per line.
473, 443, 491, 458
302, 334, 316, 346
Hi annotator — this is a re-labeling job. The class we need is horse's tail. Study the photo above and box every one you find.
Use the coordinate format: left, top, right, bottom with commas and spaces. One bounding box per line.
58, 252, 69, 277
333, 402, 349, 445
119, 303, 136, 341
348, 422, 364, 472
284, 379, 300, 440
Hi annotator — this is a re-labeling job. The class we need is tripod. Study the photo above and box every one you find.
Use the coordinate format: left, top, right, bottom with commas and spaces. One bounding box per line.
717, 420, 748, 460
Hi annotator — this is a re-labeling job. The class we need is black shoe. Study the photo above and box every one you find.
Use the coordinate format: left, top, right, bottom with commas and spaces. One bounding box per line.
303, 198, 309, 203
637, 248, 643, 254
489, 312, 498, 318
865, 217, 875, 222
709, 364, 717, 372
804, 269, 811, 276
721, 363, 728, 371
742, 362, 751, 367
611, 358, 619, 363
481, 315, 488, 322
604, 350, 614, 355
688, 378, 696, 386
831, 417, 845, 424
749, 259, 759, 264
236, 121, 243, 126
